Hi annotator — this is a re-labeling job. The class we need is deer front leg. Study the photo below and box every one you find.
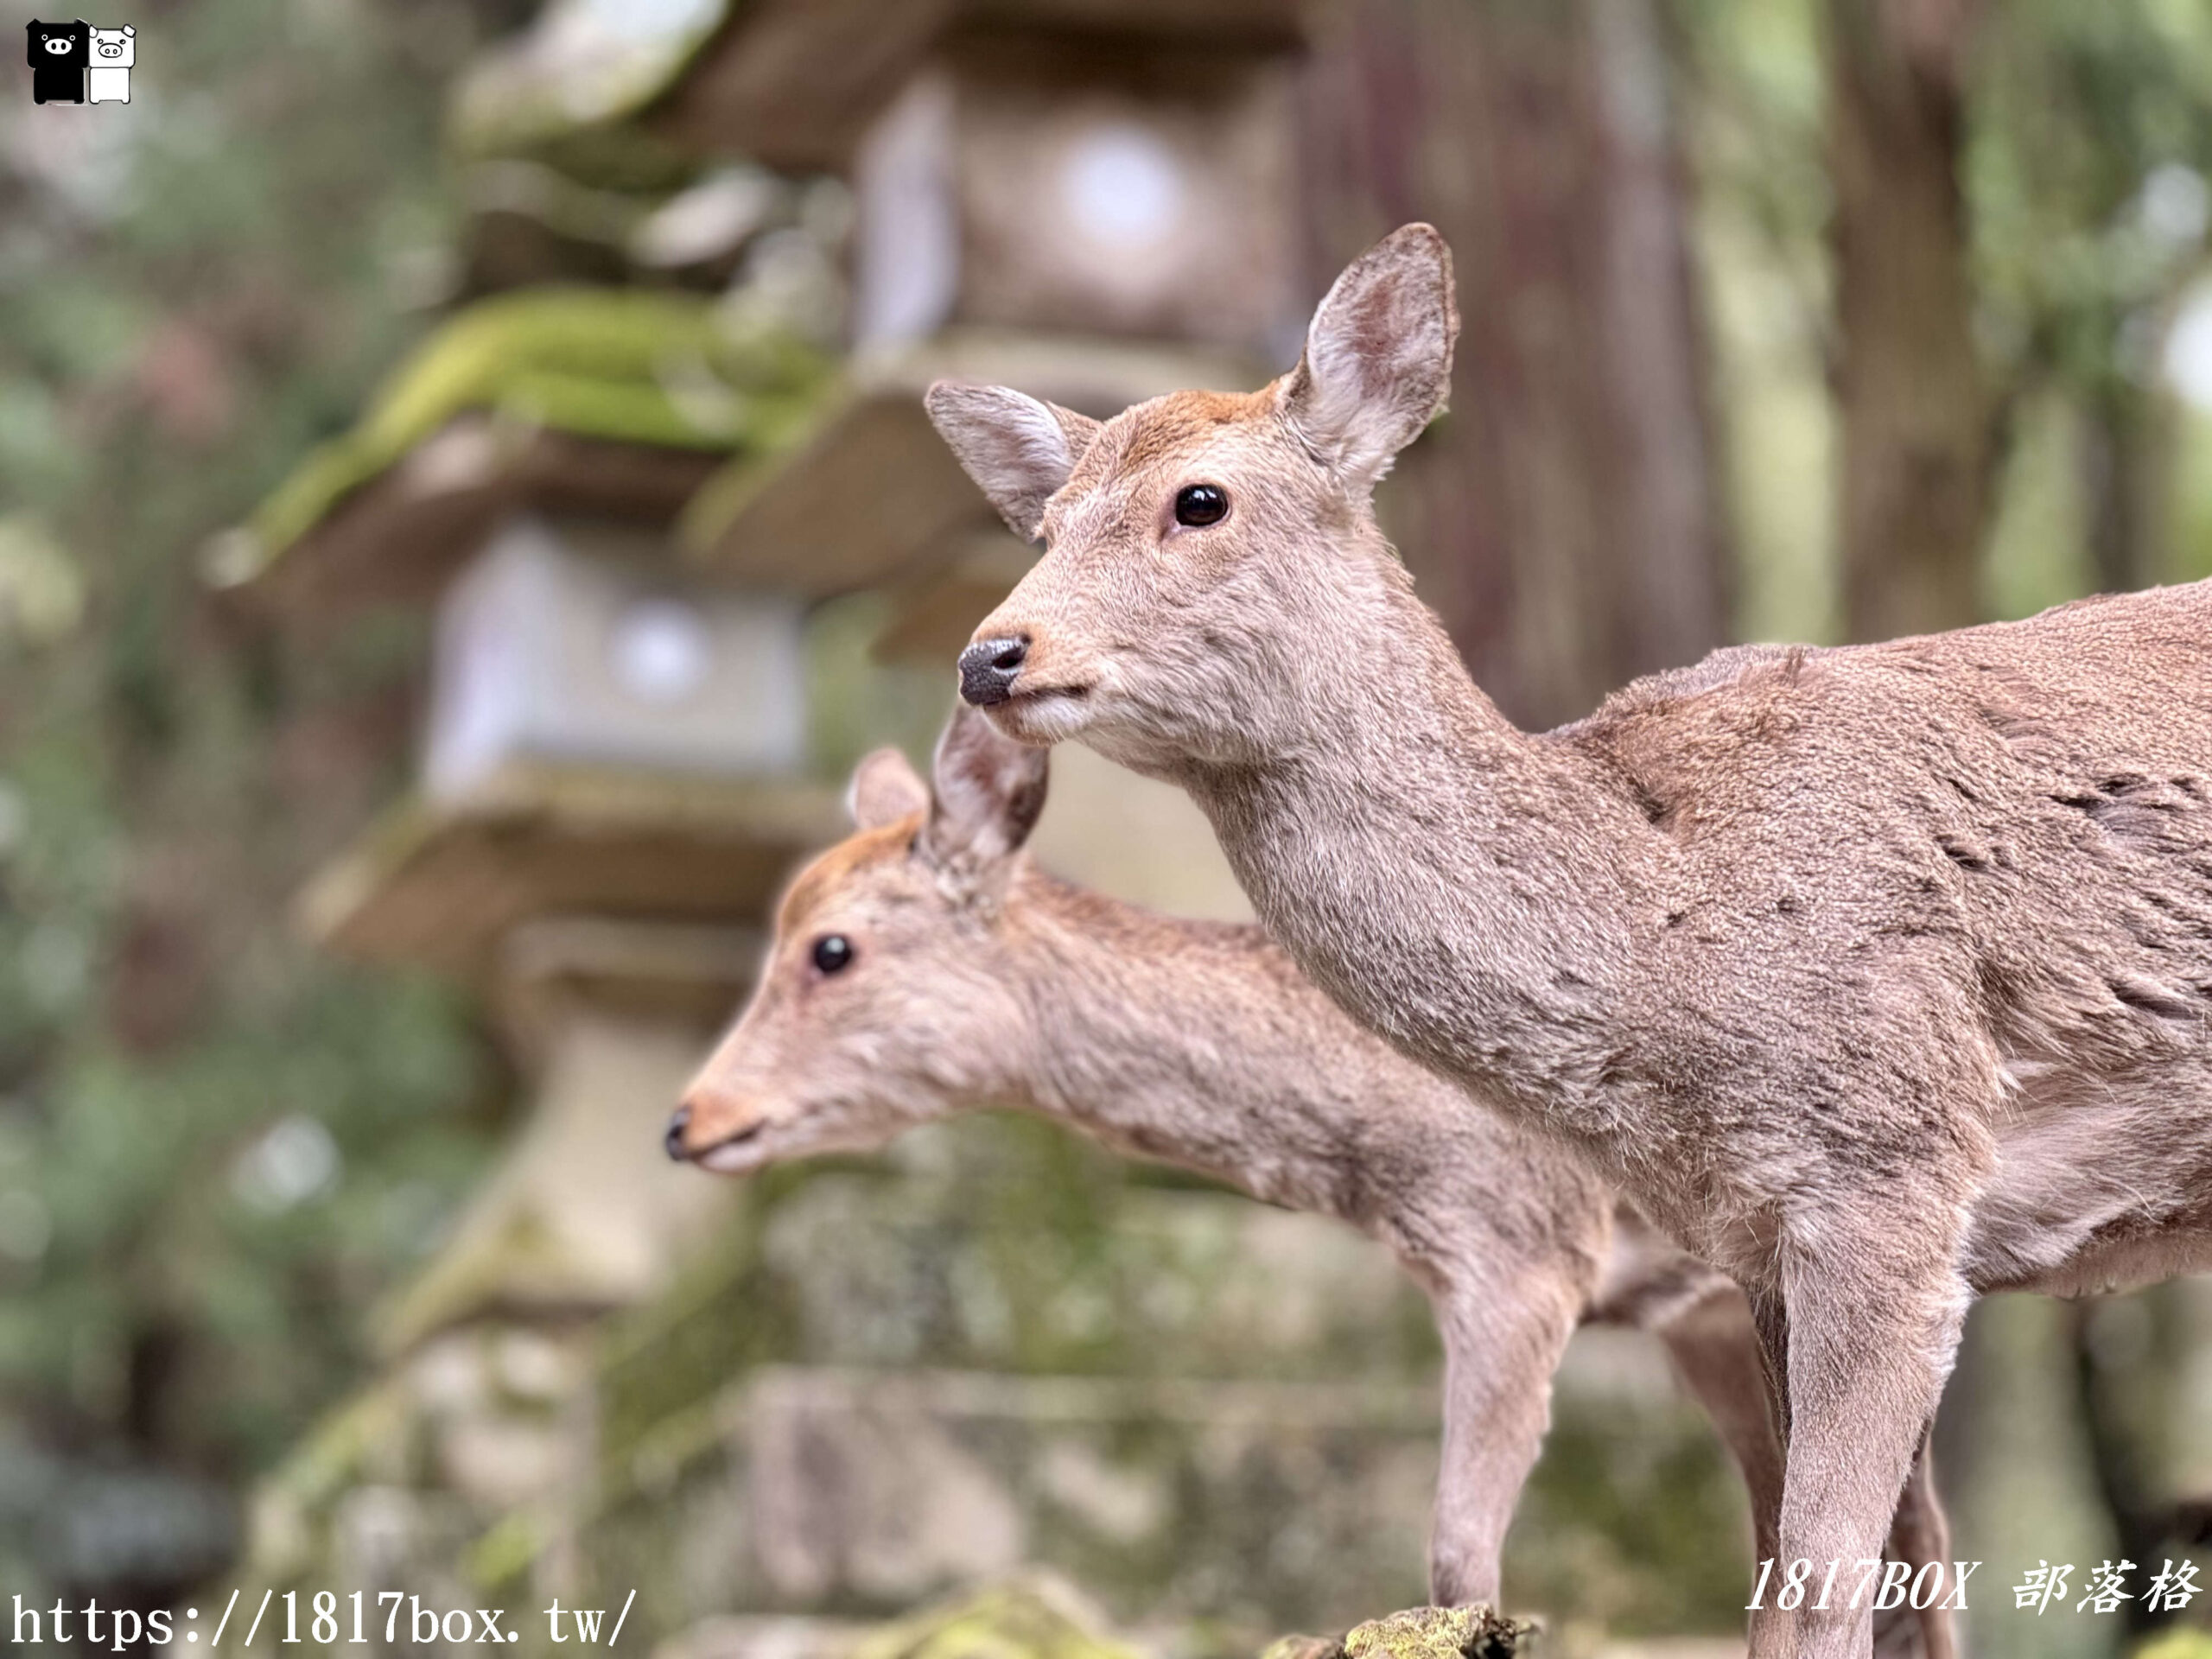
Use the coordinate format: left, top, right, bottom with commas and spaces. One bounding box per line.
1764, 1209, 1971, 1659
1427, 1281, 1583, 1608
1653, 1287, 1954, 1658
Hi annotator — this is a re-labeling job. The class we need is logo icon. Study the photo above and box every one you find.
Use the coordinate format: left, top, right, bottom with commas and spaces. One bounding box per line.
25, 19, 131, 106
89, 23, 132, 104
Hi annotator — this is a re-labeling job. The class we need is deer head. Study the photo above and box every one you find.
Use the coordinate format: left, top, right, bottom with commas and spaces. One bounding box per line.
665, 706, 1048, 1172
931, 224, 1458, 774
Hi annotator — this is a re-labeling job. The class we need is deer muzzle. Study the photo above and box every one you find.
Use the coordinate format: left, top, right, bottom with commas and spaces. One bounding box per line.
958, 636, 1029, 707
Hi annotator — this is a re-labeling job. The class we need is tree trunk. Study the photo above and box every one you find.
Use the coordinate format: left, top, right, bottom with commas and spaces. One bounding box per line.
2079, 380, 2171, 596
1824, 0, 1993, 642
1297, 0, 1731, 729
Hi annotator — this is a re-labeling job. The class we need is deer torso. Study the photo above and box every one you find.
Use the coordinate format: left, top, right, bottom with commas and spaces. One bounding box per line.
1187, 572, 2212, 1290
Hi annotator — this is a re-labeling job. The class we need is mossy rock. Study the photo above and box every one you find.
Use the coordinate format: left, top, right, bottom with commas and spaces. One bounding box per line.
588, 1115, 1440, 1477
849, 1576, 1145, 1659
244, 288, 830, 571
1262, 1606, 1533, 1659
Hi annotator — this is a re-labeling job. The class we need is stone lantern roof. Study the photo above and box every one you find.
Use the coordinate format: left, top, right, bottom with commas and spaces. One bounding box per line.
220, 286, 849, 1001
218, 286, 831, 623
448, 0, 1307, 181
420, 0, 1315, 661
682, 329, 1266, 640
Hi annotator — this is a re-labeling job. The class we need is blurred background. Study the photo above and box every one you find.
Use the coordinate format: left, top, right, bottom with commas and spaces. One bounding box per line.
3, 0, 2212, 1655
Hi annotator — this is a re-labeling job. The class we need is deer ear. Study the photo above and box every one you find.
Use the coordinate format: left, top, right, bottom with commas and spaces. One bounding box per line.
847, 747, 930, 830
925, 381, 1101, 542
1278, 223, 1459, 492
921, 702, 1049, 880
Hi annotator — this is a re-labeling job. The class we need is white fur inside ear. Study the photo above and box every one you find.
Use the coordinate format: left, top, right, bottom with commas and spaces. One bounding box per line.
922, 703, 1050, 880
1281, 224, 1459, 491
924, 382, 1097, 541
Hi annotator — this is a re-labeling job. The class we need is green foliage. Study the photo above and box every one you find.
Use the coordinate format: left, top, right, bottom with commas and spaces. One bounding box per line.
1968, 0, 2212, 596
1675, 0, 1840, 645
0, 0, 503, 1598
1681, 0, 2212, 633
1971, 0, 2212, 392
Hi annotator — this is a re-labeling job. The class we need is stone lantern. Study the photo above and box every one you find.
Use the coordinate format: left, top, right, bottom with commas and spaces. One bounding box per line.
842, 30, 1302, 357
638, 2, 1300, 601
226, 287, 849, 1355
419, 513, 807, 801
652, 0, 1306, 918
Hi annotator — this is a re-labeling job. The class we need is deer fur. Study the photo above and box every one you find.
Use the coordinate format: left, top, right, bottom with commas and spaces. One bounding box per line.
670, 703, 1954, 1655
931, 225, 2212, 1657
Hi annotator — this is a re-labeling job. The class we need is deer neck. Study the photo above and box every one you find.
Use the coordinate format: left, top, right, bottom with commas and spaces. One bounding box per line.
1002, 868, 1468, 1248
998, 867, 1616, 1306
1178, 534, 1661, 1127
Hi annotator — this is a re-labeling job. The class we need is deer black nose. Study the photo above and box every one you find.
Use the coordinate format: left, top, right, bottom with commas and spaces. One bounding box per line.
958, 637, 1028, 708
664, 1105, 692, 1162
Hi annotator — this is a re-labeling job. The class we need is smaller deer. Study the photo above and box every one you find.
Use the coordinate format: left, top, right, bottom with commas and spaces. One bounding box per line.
667, 703, 1952, 1655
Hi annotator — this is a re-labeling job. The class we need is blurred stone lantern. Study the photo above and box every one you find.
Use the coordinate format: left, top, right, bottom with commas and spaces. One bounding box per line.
421, 514, 806, 801
649, 3, 1304, 917
846, 33, 1301, 356
222, 288, 848, 1357
647, 3, 1304, 635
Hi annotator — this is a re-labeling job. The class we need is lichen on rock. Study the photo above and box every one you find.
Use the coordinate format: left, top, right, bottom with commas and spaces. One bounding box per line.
1262, 1605, 1533, 1659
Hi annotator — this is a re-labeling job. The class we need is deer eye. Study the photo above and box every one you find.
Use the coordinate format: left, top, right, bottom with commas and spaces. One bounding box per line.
811, 934, 855, 975
1173, 485, 1229, 528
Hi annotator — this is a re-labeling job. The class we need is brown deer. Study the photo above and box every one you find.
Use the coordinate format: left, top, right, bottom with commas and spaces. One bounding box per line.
668, 702, 1955, 1655
931, 226, 2212, 1657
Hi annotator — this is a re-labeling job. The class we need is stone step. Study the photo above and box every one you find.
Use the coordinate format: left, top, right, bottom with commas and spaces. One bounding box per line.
577, 1332, 1755, 1649
652, 1575, 1138, 1659
243, 1116, 1757, 1645
593, 1116, 1442, 1471
580, 1363, 1443, 1649
648, 1579, 1549, 1659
